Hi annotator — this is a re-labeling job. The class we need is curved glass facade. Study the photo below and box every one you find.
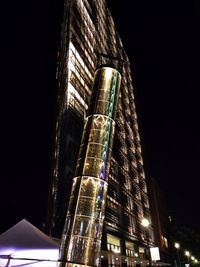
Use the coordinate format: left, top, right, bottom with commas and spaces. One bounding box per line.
59, 67, 121, 266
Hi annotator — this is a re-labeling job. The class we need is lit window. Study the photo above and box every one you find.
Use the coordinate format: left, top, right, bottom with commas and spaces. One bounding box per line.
162, 236, 168, 248
67, 82, 88, 110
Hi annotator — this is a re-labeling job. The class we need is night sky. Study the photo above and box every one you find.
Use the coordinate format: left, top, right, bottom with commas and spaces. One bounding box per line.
1, 0, 200, 235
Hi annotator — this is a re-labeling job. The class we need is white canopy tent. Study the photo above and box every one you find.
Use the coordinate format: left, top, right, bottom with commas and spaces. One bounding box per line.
0, 219, 60, 267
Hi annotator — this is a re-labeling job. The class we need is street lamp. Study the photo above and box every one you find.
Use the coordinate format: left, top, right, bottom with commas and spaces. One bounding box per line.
174, 243, 181, 267
185, 251, 190, 265
141, 218, 150, 228
175, 243, 180, 249
141, 218, 151, 267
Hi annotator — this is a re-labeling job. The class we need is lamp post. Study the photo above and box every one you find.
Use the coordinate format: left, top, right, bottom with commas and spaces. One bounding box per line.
175, 242, 181, 267
191, 256, 195, 266
141, 218, 151, 267
185, 251, 190, 266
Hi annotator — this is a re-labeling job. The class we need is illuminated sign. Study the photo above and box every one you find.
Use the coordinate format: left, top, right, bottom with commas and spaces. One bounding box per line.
150, 247, 160, 261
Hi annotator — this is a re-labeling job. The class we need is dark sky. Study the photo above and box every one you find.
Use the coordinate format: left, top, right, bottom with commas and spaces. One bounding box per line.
1, 0, 200, 235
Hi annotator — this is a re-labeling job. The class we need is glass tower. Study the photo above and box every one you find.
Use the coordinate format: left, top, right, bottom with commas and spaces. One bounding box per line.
46, 0, 154, 266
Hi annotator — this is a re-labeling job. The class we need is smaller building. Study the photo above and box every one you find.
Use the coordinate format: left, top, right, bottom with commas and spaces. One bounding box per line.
148, 177, 171, 265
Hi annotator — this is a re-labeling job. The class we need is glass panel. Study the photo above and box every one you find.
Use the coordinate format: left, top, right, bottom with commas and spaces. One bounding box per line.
86, 143, 112, 160
73, 216, 91, 237
73, 217, 103, 240
67, 236, 88, 263
83, 157, 110, 180
80, 177, 107, 199
76, 195, 106, 220
76, 197, 95, 217
95, 100, 110, 115
98, 88, 113, 101
88, 127, 114, 144
86, 143, 104, 158
90, 220, 103, 240
86, 239, 101, 266
67, 236, 101, 266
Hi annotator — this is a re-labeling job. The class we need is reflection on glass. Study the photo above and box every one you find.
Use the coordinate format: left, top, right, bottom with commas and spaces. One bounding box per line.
67, 236, 101, 266
80, 177, 107, 199
83, 157, 110, 180
73, 217, 103, 240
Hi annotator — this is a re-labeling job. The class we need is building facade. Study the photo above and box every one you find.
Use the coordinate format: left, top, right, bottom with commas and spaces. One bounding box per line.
46, 0, 154, 266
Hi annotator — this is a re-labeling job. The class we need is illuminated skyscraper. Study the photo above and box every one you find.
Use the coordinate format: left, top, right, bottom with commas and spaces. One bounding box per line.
46, 0, 154, 266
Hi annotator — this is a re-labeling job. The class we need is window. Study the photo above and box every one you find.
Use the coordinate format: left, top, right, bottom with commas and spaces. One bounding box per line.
107, 234, 121, 254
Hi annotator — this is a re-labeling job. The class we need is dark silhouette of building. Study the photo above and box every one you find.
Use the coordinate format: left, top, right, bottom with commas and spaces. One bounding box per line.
147, 177, 171, 265
45, 0, 157, 266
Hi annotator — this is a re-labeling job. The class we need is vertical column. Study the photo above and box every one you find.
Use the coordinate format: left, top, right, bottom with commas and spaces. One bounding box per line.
59, 67, 121, 267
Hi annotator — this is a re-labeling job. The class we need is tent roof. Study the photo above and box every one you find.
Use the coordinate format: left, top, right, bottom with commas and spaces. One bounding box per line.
0, 219, 59, 253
